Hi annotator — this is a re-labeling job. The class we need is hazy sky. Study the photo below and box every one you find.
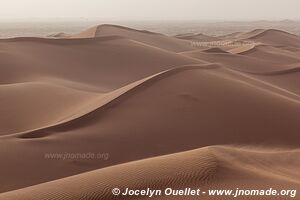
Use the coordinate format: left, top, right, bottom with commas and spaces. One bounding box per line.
1, 0, 300, 20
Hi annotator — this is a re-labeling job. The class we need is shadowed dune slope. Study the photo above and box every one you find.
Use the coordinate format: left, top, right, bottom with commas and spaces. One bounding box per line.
0, 82, 100, 135
0, 146, 299, 200
203, 48, 229, 53
0, 65, 299, 192
0, 36, 198, 90
0, 69, 174, 136
0, 36, 200, 135
17, 65, 300, 142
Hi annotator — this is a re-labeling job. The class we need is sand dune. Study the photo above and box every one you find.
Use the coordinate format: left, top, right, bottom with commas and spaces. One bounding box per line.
0, 146, 299, 200
217, 31, 246, 40
48, 32, 71, 38
182, 45, 300, 74
227, 44, 257, 54
73, 24, 195, 52
246, 29, 300, 47
0, 35, 198, 135
0, 64, 299, 193
182, 50, 288, 73
71, 26, 99, 38
0, 25, 299, 199
239, 45, 300, 63
0, 82, 99, 135
236, 29, 266, 40
181, 46, 300, 95
253, 70, 300, 95
0, 36, 197, 90
176, 33, 219, 42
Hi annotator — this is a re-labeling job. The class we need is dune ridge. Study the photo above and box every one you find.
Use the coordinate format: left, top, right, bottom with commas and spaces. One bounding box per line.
72, 24, 195, 52
0, 25, 299, 199
10, 63, 300, 140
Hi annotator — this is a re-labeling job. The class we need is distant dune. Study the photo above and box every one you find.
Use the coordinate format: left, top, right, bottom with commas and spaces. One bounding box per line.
47, 32, 71, 38
72, 24, 195, 52
246, 29, 300, 47
0, 25, 299, 199
175, 33, 220, 42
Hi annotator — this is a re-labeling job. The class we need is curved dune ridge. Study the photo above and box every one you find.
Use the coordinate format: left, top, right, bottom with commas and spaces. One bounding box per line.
72, 24, 195, 52
0, 25, 300, 199
0, 146, 299, 200
0, 35, 199, 135
0, 65, 299, 194
13, 63, 299, 139
7, 68, 175, 137
0, 82, 100, 135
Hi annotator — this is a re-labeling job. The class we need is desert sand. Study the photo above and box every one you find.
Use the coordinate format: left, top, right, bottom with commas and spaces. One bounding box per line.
0, 24, 299, 200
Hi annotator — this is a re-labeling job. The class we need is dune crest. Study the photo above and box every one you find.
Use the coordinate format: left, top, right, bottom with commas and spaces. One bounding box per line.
72, 24, 195, 52
0, 25, 299, 198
